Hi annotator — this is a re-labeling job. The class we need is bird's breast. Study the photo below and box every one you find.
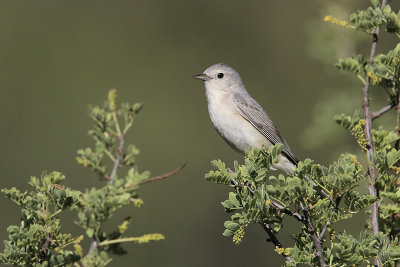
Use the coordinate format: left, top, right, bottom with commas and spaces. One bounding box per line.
206, 91, 269, 152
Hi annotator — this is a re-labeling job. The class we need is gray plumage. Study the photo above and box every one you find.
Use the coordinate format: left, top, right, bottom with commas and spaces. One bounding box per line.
233, 92, 298, 165
194, 63, 298, 173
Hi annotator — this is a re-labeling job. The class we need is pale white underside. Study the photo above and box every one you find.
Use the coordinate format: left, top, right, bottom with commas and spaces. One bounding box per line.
205, 85, 295, 174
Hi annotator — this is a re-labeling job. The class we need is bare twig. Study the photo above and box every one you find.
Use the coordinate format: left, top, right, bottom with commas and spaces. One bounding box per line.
316, 195, 342, 243
260, 222, 293, 263
271, 200, 304, 222
109, 133, 125, 183
125, 162, 187, 189
137, 162, 186, 186
302, 204, 327, 267
362, 4, 387, 267
371, 103, 395, 121
42, 236, 52, 254
316, 195, 342, 242
318, 221, 330, 241
88, 240, 98, 256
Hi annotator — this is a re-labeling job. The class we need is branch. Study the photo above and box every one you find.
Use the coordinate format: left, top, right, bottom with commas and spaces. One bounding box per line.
317, 195, 341, 242
125, 162, 187, 189
87, 240, 98, 256
271, 200, 304, 223
371, 103, 395, 121
318, 221, 330, 241
138, 162, 186, 186
260, 222, 293, 263
302, 205, 327, 267
362, 3, 387, 267
109, 133, 125, 183
99, 234, 164, 246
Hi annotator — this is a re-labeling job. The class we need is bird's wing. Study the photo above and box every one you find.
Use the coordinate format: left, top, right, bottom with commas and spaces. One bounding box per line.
233, 92, 298, 165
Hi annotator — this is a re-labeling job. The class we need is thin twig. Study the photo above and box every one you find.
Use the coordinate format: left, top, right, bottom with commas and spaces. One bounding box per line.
271, 200, 304, 222
371, 103, 395, 121
109, 133, 125, 183
302, 204, 327, 267
316, 195, 342, 242
260, 222, 293, 263
137, 162, 186, 186
362, 2, 387, 266
88, 240, 98, 256
42, 236, 52, 254
318, 221, 330, 241
125, 162, 187, 189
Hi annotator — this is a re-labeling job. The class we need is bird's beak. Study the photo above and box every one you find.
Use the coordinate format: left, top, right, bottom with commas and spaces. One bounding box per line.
193, 74, 212, 81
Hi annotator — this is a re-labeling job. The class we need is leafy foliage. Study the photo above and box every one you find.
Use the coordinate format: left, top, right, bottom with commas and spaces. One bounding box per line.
207, 145, 386, 266
327, 1, 400, 106
0, 90, 165, 266
207, 1, 400, 266
0, 172, 82, 266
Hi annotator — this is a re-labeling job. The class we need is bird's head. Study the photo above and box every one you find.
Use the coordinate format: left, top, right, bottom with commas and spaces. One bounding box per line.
193, 63, 245, 93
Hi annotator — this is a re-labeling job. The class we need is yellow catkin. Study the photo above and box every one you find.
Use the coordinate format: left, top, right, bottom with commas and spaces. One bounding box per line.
352, 120, 368, 151
118, 219, 131, 234
233, 225, 246, 245
133, 198, 144, 207
324, 16, 351, 28
74, 235, 84, 244
367, 72, 382, 85
108, 89, 117, 111
74, 244, 83, 257
275, 246, 290, 256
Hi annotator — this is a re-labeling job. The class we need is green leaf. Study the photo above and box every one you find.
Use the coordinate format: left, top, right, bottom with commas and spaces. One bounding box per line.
205, 160, 234, 185
387, 148, 400, 167
228, 192, 241, 208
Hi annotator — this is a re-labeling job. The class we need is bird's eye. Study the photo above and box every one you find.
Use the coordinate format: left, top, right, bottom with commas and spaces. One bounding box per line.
217, 73, 224, 79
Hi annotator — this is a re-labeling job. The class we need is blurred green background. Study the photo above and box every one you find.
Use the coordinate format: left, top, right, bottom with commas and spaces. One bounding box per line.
1, 1, 399, 266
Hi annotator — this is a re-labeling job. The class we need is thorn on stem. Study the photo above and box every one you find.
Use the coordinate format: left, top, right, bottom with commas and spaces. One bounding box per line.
373, 33, 378, 43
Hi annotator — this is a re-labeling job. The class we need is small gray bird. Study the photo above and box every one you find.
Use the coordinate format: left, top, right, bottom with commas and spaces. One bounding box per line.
194, 63, 298, 174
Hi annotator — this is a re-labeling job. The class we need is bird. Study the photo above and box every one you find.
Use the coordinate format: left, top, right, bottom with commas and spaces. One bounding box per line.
193, 63, 298, 174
